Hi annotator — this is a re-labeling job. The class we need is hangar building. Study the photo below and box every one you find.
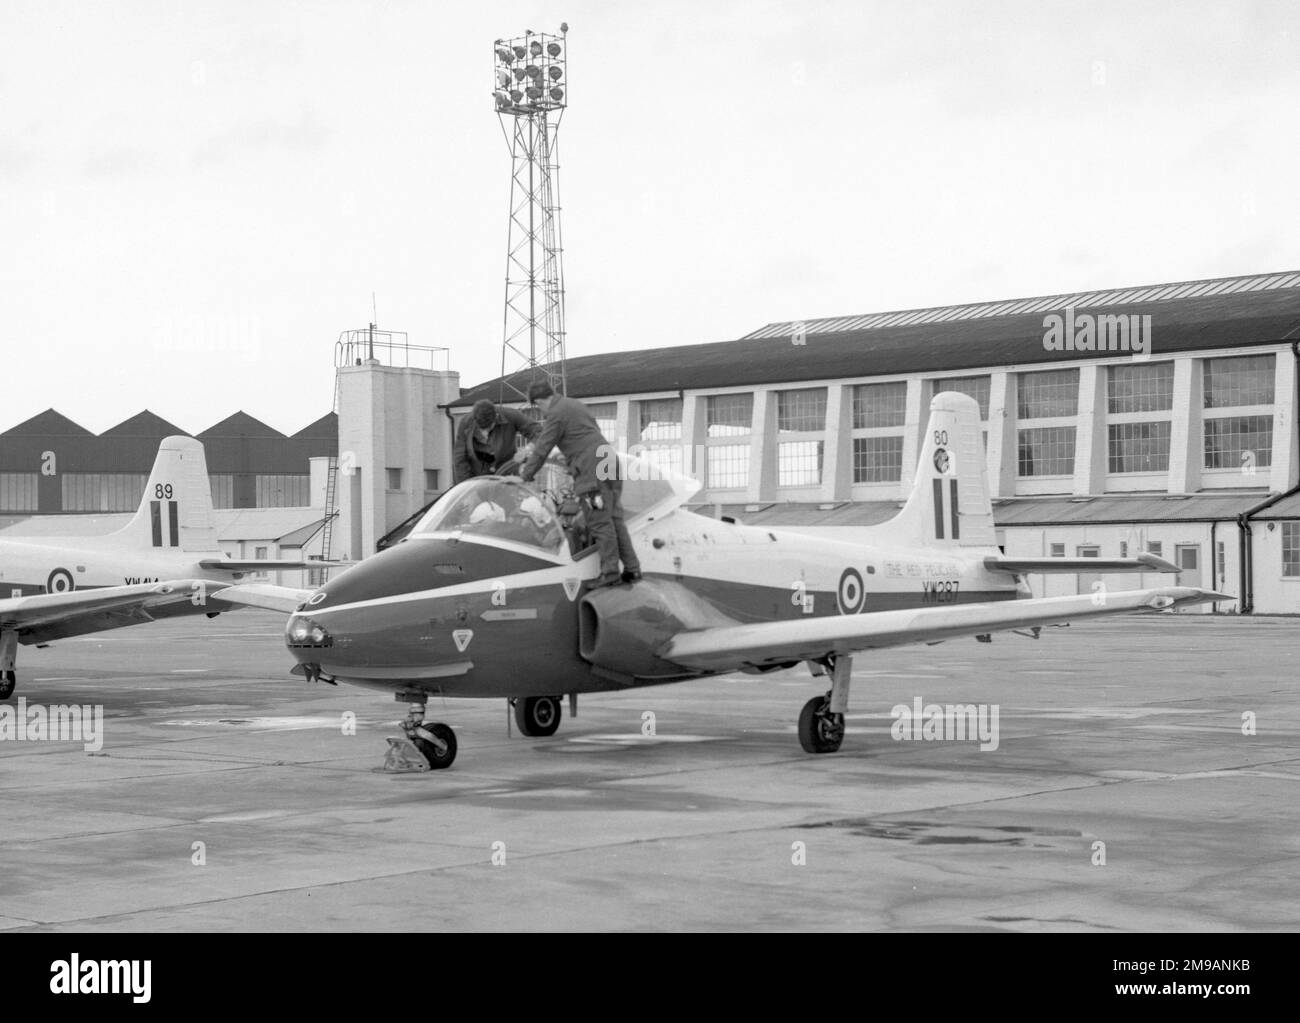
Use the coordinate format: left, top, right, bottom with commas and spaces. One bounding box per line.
448, 269, 1300, 615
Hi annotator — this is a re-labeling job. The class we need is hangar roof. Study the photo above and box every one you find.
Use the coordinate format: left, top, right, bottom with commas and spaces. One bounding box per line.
690, 491, 1269, 529
449, 269, 1300, 407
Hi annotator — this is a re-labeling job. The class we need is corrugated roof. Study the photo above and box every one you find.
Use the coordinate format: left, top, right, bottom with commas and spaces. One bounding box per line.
1252, 492, 1300, 519
747, 270, 1300, 341
685, 492, 1269, 529
991, 493, 1267, 525
450, 271, 1300, 407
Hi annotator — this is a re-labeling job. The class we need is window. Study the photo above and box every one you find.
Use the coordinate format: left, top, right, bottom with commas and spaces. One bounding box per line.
1283, 523, 1300, 577
1018, 426, 1076, 477
932, 375, 991, 418
1203, 354, 1274, 409
425, 469, 439, 492
778, 441, 824, 487
636, 398, 684, 474
852, 382, 906, 429
1120, 541, 1128, 558
0, 473, 39, 512
1077, 545, 1100, 558
1147, 541, 1162, 557
705, 394, 753, 489
255, 474, 311, 507
775, 388, 826, 487
706, 394, 753, 437
1050, 543, 1065, 557
1018, 369, 1079, 418
1109, 362, 1174, 414
637, 398, 683, 441
1204, 416, 1273, 471
852, 436, 904, 483
307, 555, 325, 588
61, 473, 148, 512
777, 388, 827, 432
706, 445, 749, 489
386, 468, 402, 491
587, 402, 618, 444
1216, 541, 1226, 586
255, 546, 268, 559
1108, 421, 1171, 473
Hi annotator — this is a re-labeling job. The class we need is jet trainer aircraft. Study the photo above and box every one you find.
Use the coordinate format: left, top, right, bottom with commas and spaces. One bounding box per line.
226, 393, 1229, 770
0, 435, 338, 699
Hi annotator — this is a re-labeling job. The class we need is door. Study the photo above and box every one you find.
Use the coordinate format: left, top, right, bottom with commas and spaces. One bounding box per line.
1176, 544, 1201, 588
1075, 544, 1101, 596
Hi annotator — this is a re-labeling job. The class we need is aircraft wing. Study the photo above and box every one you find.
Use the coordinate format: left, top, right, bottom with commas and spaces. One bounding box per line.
0, 580, 228, 644
661, 586, 1231, 672
209, 583, 313, 615
985, 554, 1179, 573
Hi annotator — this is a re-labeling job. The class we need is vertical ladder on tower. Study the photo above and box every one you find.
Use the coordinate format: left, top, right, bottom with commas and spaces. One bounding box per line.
318, 367, 343, 580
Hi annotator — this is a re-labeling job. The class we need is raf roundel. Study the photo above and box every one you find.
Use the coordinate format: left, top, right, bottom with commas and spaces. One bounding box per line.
837, 567, 865, 615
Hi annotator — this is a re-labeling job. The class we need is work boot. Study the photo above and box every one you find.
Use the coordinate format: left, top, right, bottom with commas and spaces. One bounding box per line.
621, 570, 642, 583
587, 573, 621, 589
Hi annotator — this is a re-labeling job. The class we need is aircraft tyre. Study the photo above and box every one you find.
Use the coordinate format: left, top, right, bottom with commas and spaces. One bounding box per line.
0, 670, 14, 700
798, 693, 844, 754
413, 723, 457, 770
515, 695, 562, 737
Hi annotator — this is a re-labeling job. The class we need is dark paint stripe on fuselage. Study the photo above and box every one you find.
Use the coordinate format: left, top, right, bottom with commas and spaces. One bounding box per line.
291, 564, 1019, 698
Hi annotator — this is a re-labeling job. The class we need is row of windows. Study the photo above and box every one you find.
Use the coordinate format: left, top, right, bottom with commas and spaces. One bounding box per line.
673, 355, 1273, 444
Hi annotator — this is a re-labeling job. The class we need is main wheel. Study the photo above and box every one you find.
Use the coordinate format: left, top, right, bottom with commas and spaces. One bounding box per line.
514, 695, 562, 737
413, 722, 457, 770
798, 694, 845, 754
0, 670, 14, 701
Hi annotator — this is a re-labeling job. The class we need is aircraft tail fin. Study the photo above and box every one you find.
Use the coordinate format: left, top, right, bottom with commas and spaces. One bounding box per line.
112, 436, 220, 553
880, 392, 997, 549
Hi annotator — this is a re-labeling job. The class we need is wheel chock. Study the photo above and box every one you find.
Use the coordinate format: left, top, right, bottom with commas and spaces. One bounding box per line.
381, 736, 430, 773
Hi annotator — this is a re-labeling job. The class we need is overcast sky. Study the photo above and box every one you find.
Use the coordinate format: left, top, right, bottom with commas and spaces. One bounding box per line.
1, 0, 1296, 435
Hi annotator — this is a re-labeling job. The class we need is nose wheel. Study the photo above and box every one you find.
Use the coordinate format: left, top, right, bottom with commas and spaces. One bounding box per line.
383, 698, 457, 772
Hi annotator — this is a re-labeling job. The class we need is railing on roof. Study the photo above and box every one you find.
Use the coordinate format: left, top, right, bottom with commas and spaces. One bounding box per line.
335, 326, 451, 372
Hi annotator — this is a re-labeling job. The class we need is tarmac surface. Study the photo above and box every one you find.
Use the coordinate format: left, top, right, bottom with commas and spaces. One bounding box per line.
0, 610, 1297, 932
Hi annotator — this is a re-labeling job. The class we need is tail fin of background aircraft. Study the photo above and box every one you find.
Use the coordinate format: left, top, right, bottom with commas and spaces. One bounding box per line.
111, 436, 220, 553
879, 392, 997, 549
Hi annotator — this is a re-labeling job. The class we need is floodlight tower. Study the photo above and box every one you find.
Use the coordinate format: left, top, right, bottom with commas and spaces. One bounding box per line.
493, 23, 569, 402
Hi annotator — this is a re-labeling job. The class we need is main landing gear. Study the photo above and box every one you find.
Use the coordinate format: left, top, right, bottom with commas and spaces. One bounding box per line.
0, 631, 17, 700
382, 692, 457, 772
512, 695, 563, 737
798, 653, 853, 755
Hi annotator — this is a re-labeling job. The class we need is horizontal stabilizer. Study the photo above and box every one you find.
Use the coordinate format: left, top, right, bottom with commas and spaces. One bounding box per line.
985, 553, 1179, 574
211, 583, 316, 614
198, 559, 351, 573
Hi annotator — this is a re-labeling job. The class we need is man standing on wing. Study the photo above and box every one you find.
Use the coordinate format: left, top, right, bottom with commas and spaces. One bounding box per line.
518, 381, 641, 588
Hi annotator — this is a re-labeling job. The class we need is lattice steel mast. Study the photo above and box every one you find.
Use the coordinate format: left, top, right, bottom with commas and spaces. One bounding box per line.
493, 24, 569, 402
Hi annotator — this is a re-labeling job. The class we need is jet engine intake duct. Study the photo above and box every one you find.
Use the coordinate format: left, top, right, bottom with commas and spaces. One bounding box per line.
578, 578, 738, 680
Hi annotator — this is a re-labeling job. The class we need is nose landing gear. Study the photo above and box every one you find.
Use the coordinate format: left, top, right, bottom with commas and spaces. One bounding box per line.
382, 695, 457, 772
